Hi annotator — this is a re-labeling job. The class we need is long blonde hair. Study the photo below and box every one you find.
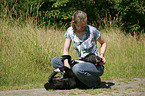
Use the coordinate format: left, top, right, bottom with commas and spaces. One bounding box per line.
71, 10, 87, 31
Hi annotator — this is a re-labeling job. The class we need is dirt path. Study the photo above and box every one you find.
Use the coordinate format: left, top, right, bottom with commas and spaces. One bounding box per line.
0, 78, 145, 96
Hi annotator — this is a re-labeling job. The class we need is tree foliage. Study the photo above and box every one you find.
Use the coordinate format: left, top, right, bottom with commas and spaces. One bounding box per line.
117, 0, 145, 34
0, 0, 145, 34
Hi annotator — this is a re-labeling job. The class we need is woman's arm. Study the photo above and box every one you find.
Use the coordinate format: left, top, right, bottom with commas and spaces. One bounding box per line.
97, 34, 107, 64
63, 38, 71, 68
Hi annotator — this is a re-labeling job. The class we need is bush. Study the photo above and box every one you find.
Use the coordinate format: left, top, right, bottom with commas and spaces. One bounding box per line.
1, 0, 144, 34
117, 0, 145, 34
0, 0, 118, 27
39, 0, 118, 27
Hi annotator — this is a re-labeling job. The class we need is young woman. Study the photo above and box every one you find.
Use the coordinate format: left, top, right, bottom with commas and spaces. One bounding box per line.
51, 10, 106, 88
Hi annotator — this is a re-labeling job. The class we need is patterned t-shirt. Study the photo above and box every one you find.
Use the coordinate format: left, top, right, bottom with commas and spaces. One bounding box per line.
64, 25, 100, 59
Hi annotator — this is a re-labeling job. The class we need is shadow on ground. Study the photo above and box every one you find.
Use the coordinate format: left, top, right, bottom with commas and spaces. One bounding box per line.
98, 81, 115, 89
44, 81, 115, 90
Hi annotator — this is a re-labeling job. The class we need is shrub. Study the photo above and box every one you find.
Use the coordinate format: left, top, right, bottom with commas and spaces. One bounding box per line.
117, 0, 145, 34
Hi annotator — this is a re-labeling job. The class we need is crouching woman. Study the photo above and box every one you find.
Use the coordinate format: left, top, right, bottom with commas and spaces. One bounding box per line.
51, 10, 106, 88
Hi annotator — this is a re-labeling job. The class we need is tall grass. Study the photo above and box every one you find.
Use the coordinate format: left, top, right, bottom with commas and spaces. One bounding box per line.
0, 5, 145, 91
0, 18, 144, 91
0, 18, 66, 90
100, 28, 145, 80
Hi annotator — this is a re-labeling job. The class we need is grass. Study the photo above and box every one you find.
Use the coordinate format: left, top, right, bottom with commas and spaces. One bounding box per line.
0, 18, 65, 90
0, 17, 145, 91
100, 27, 145, 79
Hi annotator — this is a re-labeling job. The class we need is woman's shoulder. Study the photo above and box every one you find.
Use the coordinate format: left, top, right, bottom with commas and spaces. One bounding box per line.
87, 25, 100, 39
67, 26, 73, 32
87, 25, 98, 31
64, 26, 74, 38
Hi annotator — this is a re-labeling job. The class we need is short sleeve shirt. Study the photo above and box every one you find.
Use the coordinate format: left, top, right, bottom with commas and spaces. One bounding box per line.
64, 25, 100, 59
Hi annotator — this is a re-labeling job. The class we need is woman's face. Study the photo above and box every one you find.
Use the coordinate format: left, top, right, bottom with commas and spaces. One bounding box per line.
75, 21, 87, 32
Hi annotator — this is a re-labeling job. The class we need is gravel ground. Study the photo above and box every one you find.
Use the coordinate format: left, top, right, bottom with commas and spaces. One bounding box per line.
0, 78, 145, 96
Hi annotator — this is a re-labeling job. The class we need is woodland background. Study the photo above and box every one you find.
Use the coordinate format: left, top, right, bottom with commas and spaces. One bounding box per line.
1, 0, 145, 34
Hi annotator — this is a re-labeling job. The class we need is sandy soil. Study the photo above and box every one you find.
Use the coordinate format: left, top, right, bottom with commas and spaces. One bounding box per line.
0, 78, 145, 96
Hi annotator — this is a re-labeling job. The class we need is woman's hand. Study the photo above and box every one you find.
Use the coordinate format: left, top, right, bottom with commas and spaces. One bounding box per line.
64, 59, 71, 69
100, 56, 106, 65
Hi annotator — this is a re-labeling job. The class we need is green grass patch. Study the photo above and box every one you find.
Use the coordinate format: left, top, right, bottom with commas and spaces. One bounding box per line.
0, 18, 145, 91
100, 28, 145, 80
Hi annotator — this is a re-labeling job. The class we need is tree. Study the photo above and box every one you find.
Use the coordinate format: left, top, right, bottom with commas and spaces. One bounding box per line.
117, 0, 145, 34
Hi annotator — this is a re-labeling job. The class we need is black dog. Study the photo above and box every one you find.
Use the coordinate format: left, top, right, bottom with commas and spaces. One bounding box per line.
44, 66, 77, 90
44, 53, 102, 90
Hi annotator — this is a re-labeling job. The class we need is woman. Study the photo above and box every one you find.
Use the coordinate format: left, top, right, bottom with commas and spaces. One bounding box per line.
51, 10, 106, 88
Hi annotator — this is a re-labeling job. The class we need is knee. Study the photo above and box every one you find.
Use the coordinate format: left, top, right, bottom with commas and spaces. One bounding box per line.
51, 57, 63, 68
72, 64, 82, 76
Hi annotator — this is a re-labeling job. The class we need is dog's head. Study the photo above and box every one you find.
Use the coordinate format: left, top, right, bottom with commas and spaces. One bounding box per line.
82, 53, 102, 64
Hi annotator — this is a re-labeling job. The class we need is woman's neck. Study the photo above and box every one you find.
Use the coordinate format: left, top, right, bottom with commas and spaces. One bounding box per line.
75, 30, 85, 39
